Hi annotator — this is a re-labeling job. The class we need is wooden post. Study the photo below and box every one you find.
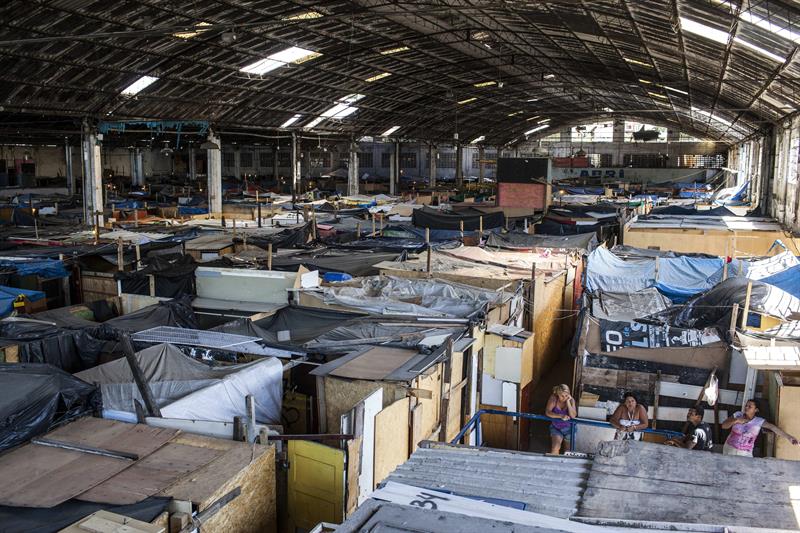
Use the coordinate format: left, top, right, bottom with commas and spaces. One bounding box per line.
479, 216, 483, 235
653, 371, 661, 429
426, 243, 432, 277
135, 243, 142, 270
148, 274, 155, 296
116, 238, 124, 272
425, 227, 430, 244
93, 212, 100, 245
121, 334, 161, 417
134, 208, 139, 228
256, 190, 262, 228
267, 242, 273, 271
232, 219, 237, 240
529, 264, 537, 332
59, 253, 71, 307
371, 213, 376, 235
379, 213, 384, 236
312, 210, 317, 240
729, 303, 740, 339
459, 220, 464, 241
356, 221, 362, 239
740, 281, 752, 329
34, 216, 38, 240
243, 232, 248, 251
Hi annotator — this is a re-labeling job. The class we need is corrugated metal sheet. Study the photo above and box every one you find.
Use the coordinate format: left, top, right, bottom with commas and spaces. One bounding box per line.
384, 443, 591, 518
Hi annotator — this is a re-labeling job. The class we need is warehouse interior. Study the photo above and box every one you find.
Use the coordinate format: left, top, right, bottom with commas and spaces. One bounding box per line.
2, 1, 800, 533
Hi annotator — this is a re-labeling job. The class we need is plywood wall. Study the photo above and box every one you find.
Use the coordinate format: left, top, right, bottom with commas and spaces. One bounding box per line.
373, 398, 411, 488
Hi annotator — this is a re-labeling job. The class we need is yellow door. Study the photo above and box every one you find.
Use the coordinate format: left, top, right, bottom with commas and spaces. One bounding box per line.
287, 440, 345, 532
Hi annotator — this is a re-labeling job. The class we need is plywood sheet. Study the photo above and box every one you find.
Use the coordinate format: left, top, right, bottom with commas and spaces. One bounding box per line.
494, 347, 522, 383
329, 347, 418, 380
373, 398, 410, 488
77, 442, 223, 504
776, 385, 800, 461
0, 418, 177, 508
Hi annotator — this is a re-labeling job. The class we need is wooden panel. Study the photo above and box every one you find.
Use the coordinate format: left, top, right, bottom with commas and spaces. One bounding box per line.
286, 440, 344, 532
346, 437, 362, 516
373, 398, 410, 488
578, 441, 800, 529
478, 404, 517, 450
0, 418, 177, 508
776, 385, 800, 461
322, 376, 398, 435
410, 403, 425, 450
414, 364, 442, 439
77, 443, 223, 504
582, 366, 678, 391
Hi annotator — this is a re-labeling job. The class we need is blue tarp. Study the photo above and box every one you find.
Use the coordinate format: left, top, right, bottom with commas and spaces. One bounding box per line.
177, 206, 208, 215
761, 265, 800, 299
585, 247, 723, 302
0, 259, 68, 278
111, 200, 145, 209
0, 286, 45, 316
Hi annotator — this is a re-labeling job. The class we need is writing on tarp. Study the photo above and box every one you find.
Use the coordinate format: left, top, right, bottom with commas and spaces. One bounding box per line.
409, 491, 450, 510
600, 319, 720, 352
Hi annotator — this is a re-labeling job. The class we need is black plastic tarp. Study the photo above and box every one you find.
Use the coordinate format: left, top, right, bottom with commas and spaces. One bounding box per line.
535, 218, 605, 236
486, 231, 598, 252
610, 245, 719, 259
0, 496, 170, 533
102, 298, 198, 332
649, 205, 737, 217
0, 364, 99, 452
412, 206, 504, 231
268, 248, 406, 277
116, 254, 197, 298
238, 223, 311, 250
253, 306, 362, 345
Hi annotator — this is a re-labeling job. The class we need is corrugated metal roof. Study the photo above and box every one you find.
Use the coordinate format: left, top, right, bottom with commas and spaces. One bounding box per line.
384, 443, 591, 519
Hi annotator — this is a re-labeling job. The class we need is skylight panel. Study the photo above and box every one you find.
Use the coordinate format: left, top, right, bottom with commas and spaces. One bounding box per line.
240, 46, 321, 75
381, 126, 400, 136
662, 85, 688, 95
692, 106, 733, 127
305, 94, 365, 128
474, 81, 496, 88
365, 72, 392, 82
380, 46, 410, 55
538, 118, 550, 124
280, 114, 302, 128
458, 97, 477, 105
507, 111, 523, 117
680, 16, 785, 62
602, 107, 614, 112
284, 11, 323, 21
173, 22, 211, 39
648, 91, 668, 100
470, 135, 485, 144
121, 76, 158, 95
624, 57, 653, 68
524, 124, 549, 136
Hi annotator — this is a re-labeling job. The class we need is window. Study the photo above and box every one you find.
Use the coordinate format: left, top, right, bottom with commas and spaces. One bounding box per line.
438, 152, 456, 169
400, 152, 417, 168
587, 154, 613, 167
571, 122, 614, 142
358, 152, 374, 168
624, 121, 667, 143
240, 151, 253, 168
278, 151, 291, 167
541, 132, 561, 142
678, 133, 705, 142
676, 154, 727, 168
381, 152, 392, 168
310, 151, 332, 168
259, 151, 274, 167
623, 153, 669, 168
472, 151, 496, 169
222, 152, 235, 168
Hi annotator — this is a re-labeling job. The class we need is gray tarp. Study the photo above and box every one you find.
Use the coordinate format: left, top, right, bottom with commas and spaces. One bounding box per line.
75, 343, 282, 423
590, 289, 671, 321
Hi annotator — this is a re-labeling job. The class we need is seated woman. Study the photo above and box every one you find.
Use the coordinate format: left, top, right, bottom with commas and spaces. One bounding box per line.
721, 399, 799, 457
545, 384, 577, 454
610, 392, 649, 440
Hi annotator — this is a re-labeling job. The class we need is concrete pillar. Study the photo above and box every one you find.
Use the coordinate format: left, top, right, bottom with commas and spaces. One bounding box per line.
478, 145, 485, 184
388, 143, 396, 196
130, 148, 144, 187
429, 144, 437, 189
64, 140, 74, 195
233, 146, 241, 181
455, 142, 463, 188
188, 146, 196, 180
206, 130, 222, 214
82, 129, 104, 226
272, 144, 279, 180
348, 140, 359, 196
291, 132, 299, 202
394, 141, 401, 194
129, 149, 136, 186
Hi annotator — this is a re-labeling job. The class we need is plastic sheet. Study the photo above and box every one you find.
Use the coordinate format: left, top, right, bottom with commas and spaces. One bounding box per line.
412, 206, 504, 231
0, 286, 45, 316
267, 248, 405, 277
485, 231, 597, 252
0, 258, 67, 278
251, 306, 362, 345
76, 343, 283, 424
0, 364, 99, 452
117, 254, 197, 297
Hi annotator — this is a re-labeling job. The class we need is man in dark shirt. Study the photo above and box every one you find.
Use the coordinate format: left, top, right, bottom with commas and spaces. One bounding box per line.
682, 405, 713, 451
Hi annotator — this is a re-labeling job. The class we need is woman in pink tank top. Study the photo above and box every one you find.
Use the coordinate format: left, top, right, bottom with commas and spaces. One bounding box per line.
721, 399, 799, 457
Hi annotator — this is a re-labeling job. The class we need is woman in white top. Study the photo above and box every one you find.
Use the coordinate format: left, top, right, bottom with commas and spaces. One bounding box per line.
610, 392, 649, 440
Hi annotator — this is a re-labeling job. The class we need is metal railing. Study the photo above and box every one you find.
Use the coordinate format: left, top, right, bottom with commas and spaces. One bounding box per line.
452, 408, 683, 451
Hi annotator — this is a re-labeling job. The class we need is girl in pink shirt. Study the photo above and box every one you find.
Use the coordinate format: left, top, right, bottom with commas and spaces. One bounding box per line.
721, 399, 799, 457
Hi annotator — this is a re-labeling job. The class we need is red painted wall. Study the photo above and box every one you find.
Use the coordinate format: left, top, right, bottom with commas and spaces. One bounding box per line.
497, 182, 547, 209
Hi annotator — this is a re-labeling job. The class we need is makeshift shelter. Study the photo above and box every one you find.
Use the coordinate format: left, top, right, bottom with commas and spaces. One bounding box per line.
75, 343, 283, 424
0, 363, 99, 452
411, 206, 504, 232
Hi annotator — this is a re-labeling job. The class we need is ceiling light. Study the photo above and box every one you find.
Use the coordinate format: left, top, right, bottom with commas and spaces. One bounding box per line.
380, 46, 410, 55
472, 31, 490, 40
538, 118, 550, 124
624, 57, 653, 68
304, 117, 324, 129
121, 76, 158, 95
508, 111, 523, 117
280, 114, 303, 128
173, 22, 211, 39
543, 74, 555, 80
381, 126, 401, 136
602, 107, 614, 112
526, 116, 541, 121
284, 11, 323, 20
525, 124, 550, 135
365, 72, 392, 82
639, 78, 652, 84
474, 81, 497, 88
470, 135, 485, 144
458, 97, 477, 105
527, 98, 539, 102
240, 46, 321, 75
648, 91, 669, 99
661, 85, 688, 95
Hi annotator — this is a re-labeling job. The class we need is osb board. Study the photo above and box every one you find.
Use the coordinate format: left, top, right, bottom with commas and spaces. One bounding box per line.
444, 351, 465, 443
162, 434, 277, 533
482, 333, 503, 377
517, 335, 535, 391
2, 344, 19, 363
624, 226, 800, 257
346, 437, 362, 516
412, 364, 443, 440
410, 403, 425, 450
373, 398, 411, 488
776, 385, 800, 461
0, 418, 177, 508
329, 347, 418, 380
323, 376, 400, 435
81, 272, 118, 302
581, 366, 678, 392
478, 404, 517, 450
531, 272, 567, 391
